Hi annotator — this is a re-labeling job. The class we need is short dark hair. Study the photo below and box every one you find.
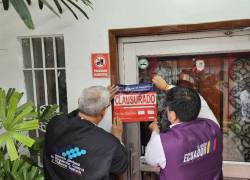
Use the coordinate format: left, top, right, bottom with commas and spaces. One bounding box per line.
165, 86, 201, 122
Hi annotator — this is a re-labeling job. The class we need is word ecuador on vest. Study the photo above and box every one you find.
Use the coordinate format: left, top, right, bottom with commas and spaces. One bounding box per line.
114, 83, 157, 122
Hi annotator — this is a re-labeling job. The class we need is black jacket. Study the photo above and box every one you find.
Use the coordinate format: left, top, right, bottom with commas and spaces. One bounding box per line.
43, 110, 128, 180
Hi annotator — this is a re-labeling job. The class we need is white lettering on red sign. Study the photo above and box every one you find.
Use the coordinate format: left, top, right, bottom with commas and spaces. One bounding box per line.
114, 92, 156, 106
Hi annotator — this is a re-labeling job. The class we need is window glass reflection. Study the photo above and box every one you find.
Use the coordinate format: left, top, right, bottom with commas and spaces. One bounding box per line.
139, 53, 250, 162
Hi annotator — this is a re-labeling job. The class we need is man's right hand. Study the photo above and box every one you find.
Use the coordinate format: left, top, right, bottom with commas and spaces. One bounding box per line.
107, 84, 119, 101
112, 118, 123, 141
152, 75, 169, 91
149, 121, 160, 133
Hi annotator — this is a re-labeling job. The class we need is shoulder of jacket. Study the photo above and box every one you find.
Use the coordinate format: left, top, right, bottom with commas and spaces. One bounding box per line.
97, 128, 120, 145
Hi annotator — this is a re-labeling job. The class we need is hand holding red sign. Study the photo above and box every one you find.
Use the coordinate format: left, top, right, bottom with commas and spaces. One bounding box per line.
107, 84, 119, 101
149, 121, 160, 133
112, 118, 123, 141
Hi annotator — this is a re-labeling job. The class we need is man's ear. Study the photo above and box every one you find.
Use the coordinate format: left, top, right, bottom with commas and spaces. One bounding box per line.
100, 108, 106, 118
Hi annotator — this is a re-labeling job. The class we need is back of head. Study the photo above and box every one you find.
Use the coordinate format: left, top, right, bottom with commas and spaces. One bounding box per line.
166, 86, 201, 122
78, 86, 110, 116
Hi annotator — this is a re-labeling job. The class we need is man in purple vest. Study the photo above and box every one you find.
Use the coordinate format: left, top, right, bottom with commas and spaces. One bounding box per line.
145, 76, 223, 180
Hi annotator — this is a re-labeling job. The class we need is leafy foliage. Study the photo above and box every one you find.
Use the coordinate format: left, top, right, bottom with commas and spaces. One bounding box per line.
1, 0, 93, 29
39, 104, 59, 123
0, 88, 60, 180
0, 156, 44, 180
0, 88, 39, 161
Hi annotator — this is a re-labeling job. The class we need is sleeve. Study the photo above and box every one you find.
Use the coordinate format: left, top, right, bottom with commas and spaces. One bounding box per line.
145, 131, 166, 169
110, 142, 128, 175
198, 94, 220, 127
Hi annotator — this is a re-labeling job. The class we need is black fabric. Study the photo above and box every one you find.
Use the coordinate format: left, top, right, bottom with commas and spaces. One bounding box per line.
43, 109, 128, 180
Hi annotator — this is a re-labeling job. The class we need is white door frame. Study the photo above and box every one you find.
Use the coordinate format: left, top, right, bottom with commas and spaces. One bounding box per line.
118, 29, 250, 179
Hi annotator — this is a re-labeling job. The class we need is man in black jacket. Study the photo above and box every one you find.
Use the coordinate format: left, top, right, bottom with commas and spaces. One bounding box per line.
43, 86, 128, 180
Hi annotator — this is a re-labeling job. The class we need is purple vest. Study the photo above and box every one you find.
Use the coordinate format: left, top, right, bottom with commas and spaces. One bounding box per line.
160, 118, 223, 180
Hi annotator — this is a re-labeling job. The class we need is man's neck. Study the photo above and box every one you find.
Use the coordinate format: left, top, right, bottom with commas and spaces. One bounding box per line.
78, 112, 100, 125
170, 122, 183, 128
170, 119, 182, 128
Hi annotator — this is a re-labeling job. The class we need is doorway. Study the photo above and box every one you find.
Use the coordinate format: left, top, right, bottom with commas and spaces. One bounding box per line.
138, 54, 250, 180
109, 20, 250, 180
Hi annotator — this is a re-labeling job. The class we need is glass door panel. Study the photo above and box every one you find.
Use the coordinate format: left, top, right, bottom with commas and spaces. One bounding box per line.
138, 53, 250, 180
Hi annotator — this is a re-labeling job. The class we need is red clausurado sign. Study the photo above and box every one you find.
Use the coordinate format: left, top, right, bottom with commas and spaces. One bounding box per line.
113, 92, 157, 123
91, 53, 110, 78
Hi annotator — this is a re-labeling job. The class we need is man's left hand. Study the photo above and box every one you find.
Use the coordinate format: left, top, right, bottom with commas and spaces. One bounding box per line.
152, 75, 169, 91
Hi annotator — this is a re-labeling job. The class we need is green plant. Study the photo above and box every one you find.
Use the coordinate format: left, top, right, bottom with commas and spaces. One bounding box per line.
29, 104, 60, 157
0, 88, 60, 180
0, 88, 39, 161
0, 156, 44, 180
1, 0, 93, 29
38, 104, 60, 123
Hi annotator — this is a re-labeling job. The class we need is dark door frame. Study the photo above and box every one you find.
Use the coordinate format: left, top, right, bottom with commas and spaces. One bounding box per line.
109, 19, 250, 84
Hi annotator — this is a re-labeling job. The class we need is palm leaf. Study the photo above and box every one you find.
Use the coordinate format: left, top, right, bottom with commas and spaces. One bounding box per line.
0, 88, 39, 161
11, 132, 35, 147
0, 149, 4, 160
83, 0, 93, 5
19, 161, 31, 173
38, 0, 43, 9
35, 175, 45, 180
0, 133, 8, 147
81, 0, 93, 10
22, 112, 38, 120
0, 89, 6, 122
11, 106, 33, 126
9, 0, 34, 29
39, 0, 60, 17
12, 120, 39, 131
3, 159, 11, 172
26, 0, 31, 5
4, 91, 22, 129
6, 136, 18, 161
0, 157, 44, 180
3, 0, 92, 30
10, 106, 33, 128
28, 137, 44, 155
53, 0, 63, 14
29, 166, 38, 179
6, 88, 15, 105
16, 101, 34, 116
11, 159, 22, 174
66, 0, 89, 19
61, 0, 78, 19
2, 0, 9, 10
39, 105, 58, 122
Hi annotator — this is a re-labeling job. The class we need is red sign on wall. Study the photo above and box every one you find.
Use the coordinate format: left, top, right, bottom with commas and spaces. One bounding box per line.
91, 53, 110, 78
114, 92, 157, 122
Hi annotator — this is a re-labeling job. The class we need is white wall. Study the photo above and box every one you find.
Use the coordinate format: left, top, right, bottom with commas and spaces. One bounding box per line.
0, 0, 250, 131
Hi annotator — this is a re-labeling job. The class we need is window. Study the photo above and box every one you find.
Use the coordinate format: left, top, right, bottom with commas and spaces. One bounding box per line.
21, 36, 68, 113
